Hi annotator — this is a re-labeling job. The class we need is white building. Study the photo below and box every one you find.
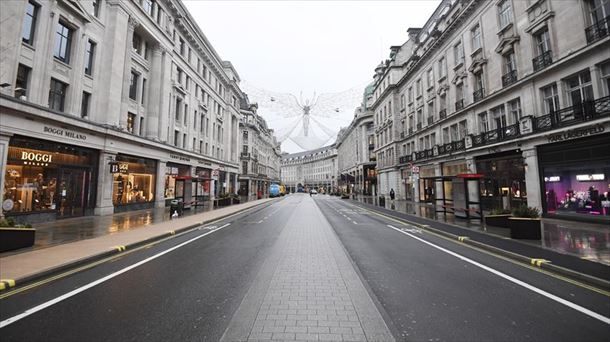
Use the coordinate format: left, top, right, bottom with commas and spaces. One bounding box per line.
0, 0, 247, 223
370, 0, 609, 222
239, 100, 281, 200
335, 85, 377, 196
280, 146, 338, 193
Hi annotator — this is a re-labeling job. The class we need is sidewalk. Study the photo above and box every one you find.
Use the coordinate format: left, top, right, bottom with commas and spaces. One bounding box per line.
0, 198, 276, 287
353, 195, 610, 266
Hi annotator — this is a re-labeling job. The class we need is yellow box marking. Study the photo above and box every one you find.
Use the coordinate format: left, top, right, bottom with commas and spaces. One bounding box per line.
114, 245, 126, 252
0, 279, 16, 291
458, 236, 469, 242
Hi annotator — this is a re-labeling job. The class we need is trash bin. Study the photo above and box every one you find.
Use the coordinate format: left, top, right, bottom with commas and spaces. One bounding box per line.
378, 196, 385, 207
170, 199, 183, 219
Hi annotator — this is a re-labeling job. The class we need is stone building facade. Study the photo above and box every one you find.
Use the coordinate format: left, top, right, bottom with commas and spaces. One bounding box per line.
335, 86, 377, 196
280, 145, 338, 193
0, 0, 246, 223
370, 0, 609, 222
238, 101, 281, 200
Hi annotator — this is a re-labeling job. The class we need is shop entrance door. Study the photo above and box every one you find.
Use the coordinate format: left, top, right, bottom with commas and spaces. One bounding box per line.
57, 168, 86, 218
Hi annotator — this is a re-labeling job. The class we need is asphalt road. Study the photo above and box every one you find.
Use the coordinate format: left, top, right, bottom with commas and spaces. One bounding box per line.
0, 194, 609, 342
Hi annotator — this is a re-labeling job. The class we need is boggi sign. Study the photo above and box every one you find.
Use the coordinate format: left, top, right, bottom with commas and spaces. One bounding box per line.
21, 151, 53, 163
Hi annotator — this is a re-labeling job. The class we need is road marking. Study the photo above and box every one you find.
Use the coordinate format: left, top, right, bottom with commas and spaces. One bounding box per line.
531, 258, 550, 267
0, 280, 15, 291
457, 236, 469, 242
386, 224, 610, 325
0, 223, 231, 328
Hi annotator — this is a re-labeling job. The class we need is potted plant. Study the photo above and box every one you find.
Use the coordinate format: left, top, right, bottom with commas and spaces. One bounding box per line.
508, 205, 541, 239
230, 193, 241, 205
484, 208, 512, 228
0, 217, 36, 252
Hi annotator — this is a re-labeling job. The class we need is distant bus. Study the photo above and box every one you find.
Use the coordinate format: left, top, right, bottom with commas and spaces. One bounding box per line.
269, 183, 280, 197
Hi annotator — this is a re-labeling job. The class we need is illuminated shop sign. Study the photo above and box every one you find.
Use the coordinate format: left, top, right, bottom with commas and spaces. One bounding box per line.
20, 151, 53, 165
109, 162, 129, 174
547, 124, 605, 143
576, 174, 605, 181
544, 176, 561, 182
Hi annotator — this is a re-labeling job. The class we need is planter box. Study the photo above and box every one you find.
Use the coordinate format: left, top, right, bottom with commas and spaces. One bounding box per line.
0, 228, 36, 252
508, 217, 541, 240
484, 214, 512, 228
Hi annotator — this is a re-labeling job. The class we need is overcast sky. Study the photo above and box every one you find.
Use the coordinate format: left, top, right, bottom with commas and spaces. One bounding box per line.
184, 0, 441, 96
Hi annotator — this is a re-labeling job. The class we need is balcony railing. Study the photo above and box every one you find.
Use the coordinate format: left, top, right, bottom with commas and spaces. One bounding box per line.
532, 50, 553, 72
455, 99, 464, 111
585, 16, 610, 44
439, 109, 447, 120
501, 70, 518, 87
472, 123, 521, 147
398, 155, 413, 164
427, 116, 434, 125
416, 122, 422, 130
415, 148, 435, 160
534, 95, 610, 132
438, 139, 465, 155
473, 88, 485, 103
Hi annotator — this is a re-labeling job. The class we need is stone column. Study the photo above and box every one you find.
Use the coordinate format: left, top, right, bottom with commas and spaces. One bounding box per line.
155, 160, 167, 208
94, 151, 117, 216
119, 17, 139, 129
0, 133, 12, 218
146, 44, 164, 139
434, 162, 443, 206
522, 147, 542, 212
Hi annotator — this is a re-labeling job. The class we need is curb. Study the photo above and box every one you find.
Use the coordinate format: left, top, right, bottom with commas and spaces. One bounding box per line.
0, 199, 278, 293
348, 200, 610, 291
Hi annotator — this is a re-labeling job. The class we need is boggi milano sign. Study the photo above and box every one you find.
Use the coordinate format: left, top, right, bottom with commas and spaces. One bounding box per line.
20, 151, 53, 165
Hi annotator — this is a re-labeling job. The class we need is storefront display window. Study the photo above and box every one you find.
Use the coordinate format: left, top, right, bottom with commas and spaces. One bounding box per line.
164, 163, 190, 201
3, 136, 97, 219
112, 155, 156, 206
476, 153, 526, 211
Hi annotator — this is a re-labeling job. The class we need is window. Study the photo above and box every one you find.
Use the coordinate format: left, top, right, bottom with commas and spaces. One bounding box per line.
450, 124, 459, 141
416, 79, 422, 97
81, 91, 91, 118
179, 38, 185, 56
174, 130, 179, 146
22, 1, 38, 45
91, 0, 101, 17
192, 138, 196, 151
48, 78, 67, 112
503, 51, 516, 74
129, 71, 139, 100
132, 32, 142, 55
175, 98, 181, 121
491, 105, 507, 129
508, 98, 521, 124
478, 112, 489, 133
15, 64, 31, 98
85, 40, 96, 76
139, 117, 144, 136
541, 84, 560, 114
471, 24, 481, 51
427, 69, 434, 89
408, 87, 413, 103
601, 62, 610, 96
143, 0, 153, 16
438, 57, 447, 80
458, 120, 468, 139
127, 113, 136, 133
443, 127, 450, 143
535, 27, 551, 55
54, 21, 73, 64
454, 41, 464, 66
141, 78, 147, 105
182, 133, 187, 148
565, 71, 594, 106
498, 0, 513, 28
184, 104, 188, 125
400, 94, 405, 109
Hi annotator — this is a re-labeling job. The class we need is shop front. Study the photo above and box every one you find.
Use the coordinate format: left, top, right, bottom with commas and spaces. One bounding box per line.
539, 133, 610, 221
441, 160, 470, 204
2, 136, 98, 223
363, 165, 377, 196
165, 163, 192, 207
193, 167, 212, 206
476, 150, 527, 211
418, 165, 437, 203
111, 154, 156, 212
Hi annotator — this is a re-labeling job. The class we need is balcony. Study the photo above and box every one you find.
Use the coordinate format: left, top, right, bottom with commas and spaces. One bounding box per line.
240, 152, 250, 158
501, 70, 518, 87
438, 139, 465, 155
415, 148, 434, 160
471, 123, 521, 147
398, 155, 413, 164
455, 99, 464, 111
473, 88, 484, 103
408, 127, 413, 135
416, 122, 422, 130
533, 95, 610, 132
585, 16, 610, 44
439, 109, 447, 120
427, 116, 434, 125
532, 50, 553, 72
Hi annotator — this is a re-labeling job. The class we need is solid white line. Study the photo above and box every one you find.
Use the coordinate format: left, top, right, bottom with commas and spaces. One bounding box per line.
386, 224, 610, 325
0, 223, 232, 328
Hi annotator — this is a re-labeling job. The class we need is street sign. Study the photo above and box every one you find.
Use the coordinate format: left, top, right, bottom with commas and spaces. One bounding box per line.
412, 166, 420, 173
212, 169, 220, 177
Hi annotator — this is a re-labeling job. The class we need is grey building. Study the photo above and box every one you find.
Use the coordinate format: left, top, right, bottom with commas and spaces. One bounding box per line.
335, 86, 377, 196
0, 0, 247, 223
370, 0, 609, 222
238, 100, 281, 200
280, 145, 338, 193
